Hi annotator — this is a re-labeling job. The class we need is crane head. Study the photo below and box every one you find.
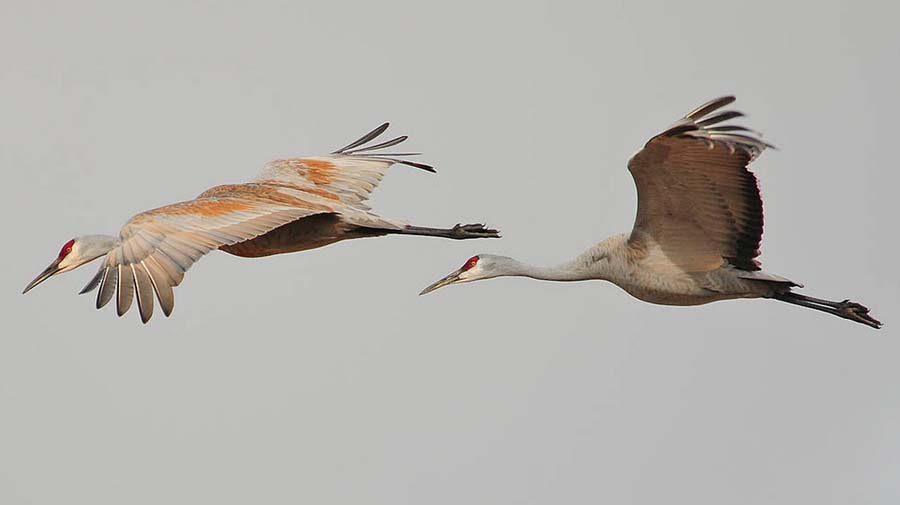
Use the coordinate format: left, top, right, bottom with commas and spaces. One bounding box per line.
420, 254, 509, 295
23, 235, 117, 294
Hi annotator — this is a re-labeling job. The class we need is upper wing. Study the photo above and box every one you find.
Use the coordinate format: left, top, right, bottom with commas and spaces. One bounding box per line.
81, 195, 325, 323
627, 96, 772, 273
255, 123, 434, 209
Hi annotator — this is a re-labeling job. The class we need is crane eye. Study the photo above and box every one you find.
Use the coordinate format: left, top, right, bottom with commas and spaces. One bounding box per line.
462, 255, 479, 271
58, 239, 75, 259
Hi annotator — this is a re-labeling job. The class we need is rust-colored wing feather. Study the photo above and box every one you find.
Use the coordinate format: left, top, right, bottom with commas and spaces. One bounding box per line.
627, 96, 772, 273
82, 196, 320, 323
255, 123, 434, 209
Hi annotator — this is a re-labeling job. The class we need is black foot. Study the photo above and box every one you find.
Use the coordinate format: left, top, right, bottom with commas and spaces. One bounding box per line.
395, 223, 501, 240
837, 300, 883, 329
447, 223, 500, 240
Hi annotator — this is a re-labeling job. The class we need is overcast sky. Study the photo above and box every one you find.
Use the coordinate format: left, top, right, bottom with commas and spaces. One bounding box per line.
2, 1, 898, 504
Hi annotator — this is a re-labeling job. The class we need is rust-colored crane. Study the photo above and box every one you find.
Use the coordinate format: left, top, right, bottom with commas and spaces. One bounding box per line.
420, 97, 881, 329
24, 124, 498, 322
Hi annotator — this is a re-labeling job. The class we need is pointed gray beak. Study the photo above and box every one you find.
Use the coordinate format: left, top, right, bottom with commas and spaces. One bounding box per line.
23, 257, 62, 294
419, 267, 465, 296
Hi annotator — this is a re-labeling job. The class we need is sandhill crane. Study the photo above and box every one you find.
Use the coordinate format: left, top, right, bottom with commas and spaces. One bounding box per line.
23, 123, 499, 323
420, 96, 882, 329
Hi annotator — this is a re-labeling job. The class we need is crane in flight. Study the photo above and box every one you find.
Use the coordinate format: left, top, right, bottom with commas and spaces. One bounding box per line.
24, 123, 498, 323
420, 96, 881, 329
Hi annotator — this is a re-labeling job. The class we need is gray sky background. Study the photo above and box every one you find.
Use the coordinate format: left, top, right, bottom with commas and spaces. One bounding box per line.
2, 1, 898, 504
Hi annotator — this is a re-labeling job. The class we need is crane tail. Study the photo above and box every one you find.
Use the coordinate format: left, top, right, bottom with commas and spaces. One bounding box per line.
772, 291, 882, 329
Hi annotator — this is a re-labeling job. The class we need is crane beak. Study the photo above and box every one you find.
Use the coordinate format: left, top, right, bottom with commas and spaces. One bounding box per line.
23, 258, 62, 294
419, 267, 465, 296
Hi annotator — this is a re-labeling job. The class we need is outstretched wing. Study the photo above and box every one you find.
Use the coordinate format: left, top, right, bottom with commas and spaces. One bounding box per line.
255, 123, 434, 209
81, 197, 322, 323
627, 96, 772, 273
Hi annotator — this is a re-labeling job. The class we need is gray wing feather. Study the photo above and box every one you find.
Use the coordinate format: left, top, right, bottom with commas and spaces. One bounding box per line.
685, 95, 736, 120
143, 257, 175, 317
116, 264, 135, 317
80, 265, 105, 295
97, 266, 117, 309
132, 264, 155, 324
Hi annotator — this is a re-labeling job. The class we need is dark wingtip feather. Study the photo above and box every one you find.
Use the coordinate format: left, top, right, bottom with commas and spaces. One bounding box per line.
696, 110, 745, 127
96, 266, 116, 309
344, 135, 408, 154
362, 156, 435, 173
657, 96, 774, 157
333, 124, 434, 172
332, 122, 391, 154
79, 265, 105, 295
132, 265, 154, 324
396, 159, 436, 172
686, 95, 736, 119
116, 265, 135, 317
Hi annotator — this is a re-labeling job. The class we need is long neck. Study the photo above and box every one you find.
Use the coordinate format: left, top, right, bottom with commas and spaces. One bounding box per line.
493, 236, 626, 283
78, 234, 120, 263
500, 257, 604, 282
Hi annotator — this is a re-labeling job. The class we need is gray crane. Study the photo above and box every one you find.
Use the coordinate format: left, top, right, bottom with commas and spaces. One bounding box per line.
420, 96, 882, 329
24, 123, 498, 322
